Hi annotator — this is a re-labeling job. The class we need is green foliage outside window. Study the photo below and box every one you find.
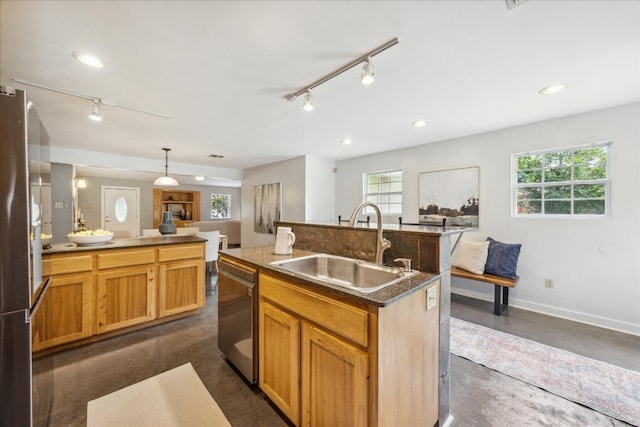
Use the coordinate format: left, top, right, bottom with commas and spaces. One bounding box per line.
211, 194, 230, 219
514, 143, 609, 216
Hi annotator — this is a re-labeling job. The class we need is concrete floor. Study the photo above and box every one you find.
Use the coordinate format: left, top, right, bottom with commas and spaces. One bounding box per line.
45, 276, 639, 426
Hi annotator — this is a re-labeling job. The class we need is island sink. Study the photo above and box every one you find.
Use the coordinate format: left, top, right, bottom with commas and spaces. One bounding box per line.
269, 253, 418, 293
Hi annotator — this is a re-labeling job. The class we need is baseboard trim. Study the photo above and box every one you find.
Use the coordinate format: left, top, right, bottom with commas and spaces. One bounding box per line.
451, 287, 640, 337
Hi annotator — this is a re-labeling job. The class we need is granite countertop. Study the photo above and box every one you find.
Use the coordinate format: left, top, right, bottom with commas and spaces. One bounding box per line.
219, 246, 440, 307
43, 235, 206, 254
277, 220, 470, 236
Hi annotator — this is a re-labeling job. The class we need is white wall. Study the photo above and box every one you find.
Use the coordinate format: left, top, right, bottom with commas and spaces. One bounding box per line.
304, 156, 335, 222
241, 155, 336, 248
335, 103, 640, 335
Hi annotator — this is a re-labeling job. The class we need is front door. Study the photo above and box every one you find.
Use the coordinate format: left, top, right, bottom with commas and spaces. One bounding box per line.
102, 186, 140, 237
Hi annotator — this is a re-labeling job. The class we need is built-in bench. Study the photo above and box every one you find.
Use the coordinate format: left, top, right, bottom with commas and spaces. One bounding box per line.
451, 266, 519, 315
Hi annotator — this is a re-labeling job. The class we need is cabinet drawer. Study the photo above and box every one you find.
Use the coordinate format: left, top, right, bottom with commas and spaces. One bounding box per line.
43, 255, 93, 276
158, 244, 204, 262
97, 249, 155, 270
260, 273, 369, 347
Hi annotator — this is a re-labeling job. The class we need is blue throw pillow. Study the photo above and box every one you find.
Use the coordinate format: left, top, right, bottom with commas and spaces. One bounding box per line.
484, 237, 521, 279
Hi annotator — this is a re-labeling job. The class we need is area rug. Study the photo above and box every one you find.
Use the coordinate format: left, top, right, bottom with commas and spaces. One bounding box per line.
87, 363, 231, 427
450, 317, 640, 426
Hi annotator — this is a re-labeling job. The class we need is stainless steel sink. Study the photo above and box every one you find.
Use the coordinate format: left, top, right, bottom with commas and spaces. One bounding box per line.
269, 254, 418, 293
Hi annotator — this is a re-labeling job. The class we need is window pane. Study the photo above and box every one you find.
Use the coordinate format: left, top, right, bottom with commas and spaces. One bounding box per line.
378, 194, 390, 204
379, 182, 390, 193
517, 155, 542, 169
517, 170, 542, 184
366, 195, 377, 203
389, 182, 402, 192
574, 200, 605, 215
574, 184, 605, 199
379, 204, 390, 214
518, 200, 541, 214
367, 175, 379, 185
114, 196, 128, 223
389, 203, 402, 214
545, 151, 572, 167
545, 200, 571, 214
517, 187, 542, 200
390, 194, 402, 203
367, 183, 378, 193
390, 171, 402, 182
544, 185, 571, 199
211, 194, 230, 219
544, 167, 571, 182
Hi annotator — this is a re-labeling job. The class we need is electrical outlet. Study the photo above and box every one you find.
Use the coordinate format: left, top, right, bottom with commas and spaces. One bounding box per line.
545, 278, 554, 288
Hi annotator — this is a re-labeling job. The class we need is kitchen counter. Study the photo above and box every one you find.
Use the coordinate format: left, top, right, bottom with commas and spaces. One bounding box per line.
220, 245, 440, 307
44, 235, 205, 254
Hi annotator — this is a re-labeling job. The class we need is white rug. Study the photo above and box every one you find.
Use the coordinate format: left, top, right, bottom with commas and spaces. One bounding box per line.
87, 363, 231, 427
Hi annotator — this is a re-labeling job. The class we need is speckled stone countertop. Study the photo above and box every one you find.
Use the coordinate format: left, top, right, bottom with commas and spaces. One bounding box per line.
43, 235, 205, 254
220, 246, 441, 307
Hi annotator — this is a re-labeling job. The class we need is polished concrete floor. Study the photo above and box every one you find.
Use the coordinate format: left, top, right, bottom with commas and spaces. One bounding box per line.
46, 275, 639, 426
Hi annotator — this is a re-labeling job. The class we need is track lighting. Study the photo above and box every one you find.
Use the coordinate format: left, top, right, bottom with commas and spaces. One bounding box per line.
360, 57, 375, 85
285, 37, 399, 110
88, 100, 102, 121
303, 91, 314, 111
153, 148, 179, 186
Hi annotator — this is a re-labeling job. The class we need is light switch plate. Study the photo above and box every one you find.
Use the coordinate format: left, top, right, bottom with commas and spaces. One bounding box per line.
427, 285, 437, 310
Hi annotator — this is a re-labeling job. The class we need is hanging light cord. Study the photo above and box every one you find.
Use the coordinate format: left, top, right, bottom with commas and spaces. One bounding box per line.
285, 37, 399, 101
163, 148, 171, 176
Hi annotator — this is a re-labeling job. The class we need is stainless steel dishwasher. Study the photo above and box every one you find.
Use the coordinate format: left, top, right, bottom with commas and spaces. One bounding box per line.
218, 259, 258, 384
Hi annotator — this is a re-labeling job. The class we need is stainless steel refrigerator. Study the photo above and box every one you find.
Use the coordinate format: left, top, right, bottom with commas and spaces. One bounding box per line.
1, 86, 53, 426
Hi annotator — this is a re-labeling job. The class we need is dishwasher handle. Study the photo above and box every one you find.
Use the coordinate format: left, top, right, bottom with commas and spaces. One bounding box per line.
219, 268, 256, 291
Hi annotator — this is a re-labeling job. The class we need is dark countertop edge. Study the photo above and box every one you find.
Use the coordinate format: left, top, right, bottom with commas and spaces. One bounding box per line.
220, 246, 441, 307
277, 220, 471, 236
43, 235, 206, 254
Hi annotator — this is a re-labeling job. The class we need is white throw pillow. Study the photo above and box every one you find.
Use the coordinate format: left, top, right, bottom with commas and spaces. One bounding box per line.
451, 240, 490, 275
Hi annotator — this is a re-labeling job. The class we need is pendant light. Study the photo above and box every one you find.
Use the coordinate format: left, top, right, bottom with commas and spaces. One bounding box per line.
153, 148, 179, 186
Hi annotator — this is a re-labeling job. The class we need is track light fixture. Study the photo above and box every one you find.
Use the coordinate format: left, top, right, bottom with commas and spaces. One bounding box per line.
285, 37, 399, 110
303, 91, 314, 111
88, 100, 103, 122
360, 57, 375, 85
153, 148, 179, 186
12, 78, 172, 119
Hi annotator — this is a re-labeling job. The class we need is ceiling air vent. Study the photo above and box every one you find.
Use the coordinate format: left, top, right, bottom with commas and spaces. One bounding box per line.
506, 0, 529, 9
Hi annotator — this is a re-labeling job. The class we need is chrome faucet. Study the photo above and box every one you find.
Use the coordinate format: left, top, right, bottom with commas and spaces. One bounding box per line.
348, 201, 391, 265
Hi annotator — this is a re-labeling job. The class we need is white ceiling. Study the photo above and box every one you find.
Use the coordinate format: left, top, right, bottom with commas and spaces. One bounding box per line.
1, 1, 638, 186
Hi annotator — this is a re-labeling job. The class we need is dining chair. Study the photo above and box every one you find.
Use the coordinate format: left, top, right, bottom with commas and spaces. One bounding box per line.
196, 231, 220, 294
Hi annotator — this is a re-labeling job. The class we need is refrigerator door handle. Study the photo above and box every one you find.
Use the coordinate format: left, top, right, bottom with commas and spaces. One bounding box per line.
29, 276, 52, 320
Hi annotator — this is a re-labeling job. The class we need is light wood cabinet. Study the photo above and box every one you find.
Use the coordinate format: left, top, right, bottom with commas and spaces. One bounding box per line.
153, 188, 201, 229
36, 241, 205, 353
258, 271, 440, 427
96, 265, 155, 334
32, 272, 93, 352
259, 301, 300, 425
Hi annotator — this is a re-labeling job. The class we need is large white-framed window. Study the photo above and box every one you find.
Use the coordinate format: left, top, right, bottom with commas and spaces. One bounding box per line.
512, 142, 610, 217
211, 193, 231, 219
364, 169, 403, 214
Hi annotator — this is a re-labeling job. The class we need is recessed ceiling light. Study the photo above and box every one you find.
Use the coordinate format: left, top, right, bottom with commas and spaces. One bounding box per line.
538, 83, 567, 95
413, 120, 427, 127
341, 138, 352, 145
72, 52, 103, 68
195, 176, 205, 181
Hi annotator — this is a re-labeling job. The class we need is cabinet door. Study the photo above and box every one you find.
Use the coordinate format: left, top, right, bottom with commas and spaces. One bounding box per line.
259, 300, 300, 425
96, 265, 155, 334
32, 273, 93, 352
301, 323, 369, 427
158, 259, 204, 317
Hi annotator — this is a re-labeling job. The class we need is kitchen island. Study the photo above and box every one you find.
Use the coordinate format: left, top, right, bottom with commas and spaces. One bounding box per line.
220, 246, 441, 427
34, 236, 206, 354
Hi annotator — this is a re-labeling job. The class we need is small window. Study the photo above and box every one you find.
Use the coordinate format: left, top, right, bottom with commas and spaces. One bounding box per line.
364, 170, 402, 214
513, 142, 610, 217
211, 194, 231, 219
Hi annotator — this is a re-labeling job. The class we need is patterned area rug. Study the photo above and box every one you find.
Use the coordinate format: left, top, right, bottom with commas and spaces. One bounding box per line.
87, 363, 231, 427
450, 318, 640, 426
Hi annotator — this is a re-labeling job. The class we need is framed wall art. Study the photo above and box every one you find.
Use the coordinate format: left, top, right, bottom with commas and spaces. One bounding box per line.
254, 182, 281, 234
418, 166, 479, 227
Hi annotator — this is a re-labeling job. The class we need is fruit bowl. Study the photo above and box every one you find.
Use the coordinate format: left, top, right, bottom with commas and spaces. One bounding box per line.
67, 230, 114, 246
